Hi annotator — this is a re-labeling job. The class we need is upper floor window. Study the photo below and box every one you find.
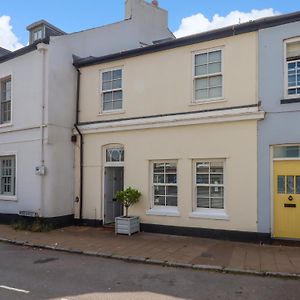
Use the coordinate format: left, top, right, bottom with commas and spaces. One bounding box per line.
0, 76, 12, 124
101, 69, 123, 112
193, 49, 223, 102
285, 39, 300, 98
33, 29, 43, 42
0, 155, 16, 196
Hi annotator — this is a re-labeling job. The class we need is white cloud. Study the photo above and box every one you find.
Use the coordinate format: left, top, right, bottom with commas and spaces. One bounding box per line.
0, 15, 23, 51
174, 8, 281, 38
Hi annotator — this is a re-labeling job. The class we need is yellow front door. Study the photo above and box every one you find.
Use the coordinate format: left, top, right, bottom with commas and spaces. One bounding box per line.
274, 160, 300, 239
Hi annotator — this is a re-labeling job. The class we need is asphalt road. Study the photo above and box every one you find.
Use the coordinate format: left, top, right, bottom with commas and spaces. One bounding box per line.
0, 242, 300, 300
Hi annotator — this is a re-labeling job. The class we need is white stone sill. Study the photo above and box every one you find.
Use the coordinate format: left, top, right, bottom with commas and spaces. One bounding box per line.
0, 195, 17, 202
146, 208, 180, 217
189, 210, 229, 220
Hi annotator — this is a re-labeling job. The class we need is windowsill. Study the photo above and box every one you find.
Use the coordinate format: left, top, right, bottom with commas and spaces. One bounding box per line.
189, 210, 229, 220
190, 98, 226, 106
98, 109, 125, 116
281, 97, 300, 104
146, 207, 180, 217
0, 122, 13, 129
0, 195, 17, 202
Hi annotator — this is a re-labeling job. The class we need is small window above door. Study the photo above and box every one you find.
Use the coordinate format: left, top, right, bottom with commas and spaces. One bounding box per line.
105, 147, 124, 163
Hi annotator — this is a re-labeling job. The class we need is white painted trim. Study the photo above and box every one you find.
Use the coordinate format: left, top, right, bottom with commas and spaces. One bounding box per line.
270, 146, 274, 237
0, 151, 18, 201
146, 207, 180, 217
77, 107, 264, 134
189, 210, 229, 220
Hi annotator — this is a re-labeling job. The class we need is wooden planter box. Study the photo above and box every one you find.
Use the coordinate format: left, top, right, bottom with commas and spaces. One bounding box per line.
115, 216, 140, 236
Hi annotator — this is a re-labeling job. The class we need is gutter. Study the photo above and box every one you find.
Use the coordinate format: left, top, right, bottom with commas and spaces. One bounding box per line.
74, 68, 83, 220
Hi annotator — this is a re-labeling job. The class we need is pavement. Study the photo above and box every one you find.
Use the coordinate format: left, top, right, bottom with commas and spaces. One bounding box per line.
1, 242, 300, 300
0, 224, 300, 279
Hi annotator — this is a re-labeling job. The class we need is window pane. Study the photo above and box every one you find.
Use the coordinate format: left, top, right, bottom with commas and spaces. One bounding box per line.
113, 69, 122, 79
197, 186, 209, 198
211, 162, 223, 173
195, 53, 207, 66
166, 174, 177, 184
288, 88, 296, 95
195, 65, 207, 76
277, 176, 285, 194
197, 197, 209, 208
154, 196, 165, 206
195, 89, 208, 100
103, 92, 112, 102
208, 50, 221, 63
166, 196, 177, 206
287, 176, 294, 194
113, 100, 122, 110
288, 75, 296, 87
166, 186, 177, 196
274, 146, 300, 158
153, 174, 164, 183
112, 79, 122, 89
208, 62, 221, 74
210, 186, 224, 198
102, 81, 112, 91
103, 102, 113, 111
165, 163, 176, 173
209, 76, 222, 87
196, 174, 209, 184
211, 174, 223, 185
113, 90, 123, 100
288, 62, 296, 70
209, 87, 222, 98
153, 163, 164, 173
106, 148, 124, 162
154, 185, 165, 196
197, 162, 209, 173
102, 71, 112, 81
296, 176, 300, 194
211, 198, 224, 209
195, 78, 207, 90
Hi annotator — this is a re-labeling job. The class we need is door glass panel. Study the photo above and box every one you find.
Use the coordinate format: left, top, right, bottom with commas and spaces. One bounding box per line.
296, 176, 300, 194
277, 176, 285, 194
287, 176, 294, 194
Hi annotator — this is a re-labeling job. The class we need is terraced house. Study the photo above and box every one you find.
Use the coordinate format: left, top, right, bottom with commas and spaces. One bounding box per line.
0, 0, 173, 225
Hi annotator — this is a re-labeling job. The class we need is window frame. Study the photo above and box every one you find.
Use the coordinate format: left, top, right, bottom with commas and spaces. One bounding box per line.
150, 160, 178, 210
284, 37, 300, 99
0, 75, 12, 126
192, 47, 224, 103
0, 153, 17, 201
99, 66, 124, 115
32, 28, 43, 42
191, 159, 228, 220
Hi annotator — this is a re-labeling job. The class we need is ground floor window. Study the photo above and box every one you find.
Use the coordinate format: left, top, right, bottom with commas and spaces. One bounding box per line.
0, 155, 16, 196
195, 161, 224, 209
152, 161, 177, 207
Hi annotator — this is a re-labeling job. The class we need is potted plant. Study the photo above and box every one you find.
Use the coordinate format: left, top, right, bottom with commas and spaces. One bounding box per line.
115, 187, 141, 236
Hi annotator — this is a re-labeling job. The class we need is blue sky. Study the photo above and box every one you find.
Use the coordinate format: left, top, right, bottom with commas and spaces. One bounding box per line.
1, 0, 300, 46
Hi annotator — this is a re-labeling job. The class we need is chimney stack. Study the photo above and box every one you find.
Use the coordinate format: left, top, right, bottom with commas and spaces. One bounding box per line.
152, 0, 158, 7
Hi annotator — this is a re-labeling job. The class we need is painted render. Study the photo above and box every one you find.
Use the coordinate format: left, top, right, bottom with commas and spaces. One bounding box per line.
75, 30, 264, 232
258, 21, 300, 233
0, 0, 173, 219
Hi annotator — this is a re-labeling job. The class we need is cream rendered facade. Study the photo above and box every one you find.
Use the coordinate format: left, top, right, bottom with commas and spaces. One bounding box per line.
75, 31, 264, 233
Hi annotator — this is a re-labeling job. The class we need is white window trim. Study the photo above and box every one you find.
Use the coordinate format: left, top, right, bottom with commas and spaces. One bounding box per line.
0, 75, 13, 126
148, 160, 179, 213
284, 37, 300, 99
191, 159, 228, 219
0, 152, 17, 201
99, 66, 124, 115
103, 144, 124, 167
192, 47, 224, 103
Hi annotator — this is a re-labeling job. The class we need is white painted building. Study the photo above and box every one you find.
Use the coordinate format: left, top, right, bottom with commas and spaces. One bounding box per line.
0, 0, 173, 225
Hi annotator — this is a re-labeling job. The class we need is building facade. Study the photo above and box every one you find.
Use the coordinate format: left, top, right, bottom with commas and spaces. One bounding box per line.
258, 16, 300, 239
0, 0, 173, 224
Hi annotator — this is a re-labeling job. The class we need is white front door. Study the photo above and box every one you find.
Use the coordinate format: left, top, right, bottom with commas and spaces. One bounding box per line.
104, 167, 124, 224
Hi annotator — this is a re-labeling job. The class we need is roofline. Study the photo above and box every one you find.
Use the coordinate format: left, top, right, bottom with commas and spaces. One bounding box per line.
73, 10, 300, 68
0, 38, 50, 64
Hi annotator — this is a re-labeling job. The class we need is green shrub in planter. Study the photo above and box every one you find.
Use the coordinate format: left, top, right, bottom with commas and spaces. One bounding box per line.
116, 187, 141, 217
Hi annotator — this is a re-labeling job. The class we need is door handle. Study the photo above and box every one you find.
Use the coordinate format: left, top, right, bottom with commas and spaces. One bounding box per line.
288, 195, 293, 201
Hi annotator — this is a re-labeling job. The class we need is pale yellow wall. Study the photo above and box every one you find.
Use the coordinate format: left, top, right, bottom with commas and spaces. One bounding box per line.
79, 31, 258, 123
76, 120, 258, 232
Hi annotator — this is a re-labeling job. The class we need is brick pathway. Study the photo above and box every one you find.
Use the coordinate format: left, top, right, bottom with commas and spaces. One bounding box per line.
0, 225, 300, 276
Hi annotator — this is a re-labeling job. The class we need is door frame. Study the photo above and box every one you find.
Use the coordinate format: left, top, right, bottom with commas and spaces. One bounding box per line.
270, 144, 300, 238
102, 144, 124, 224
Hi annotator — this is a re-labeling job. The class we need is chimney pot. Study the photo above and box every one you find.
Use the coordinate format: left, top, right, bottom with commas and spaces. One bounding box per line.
152, 0, 158, 7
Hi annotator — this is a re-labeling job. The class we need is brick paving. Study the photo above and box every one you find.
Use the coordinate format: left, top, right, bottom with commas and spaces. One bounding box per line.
0, 224, 300, 276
